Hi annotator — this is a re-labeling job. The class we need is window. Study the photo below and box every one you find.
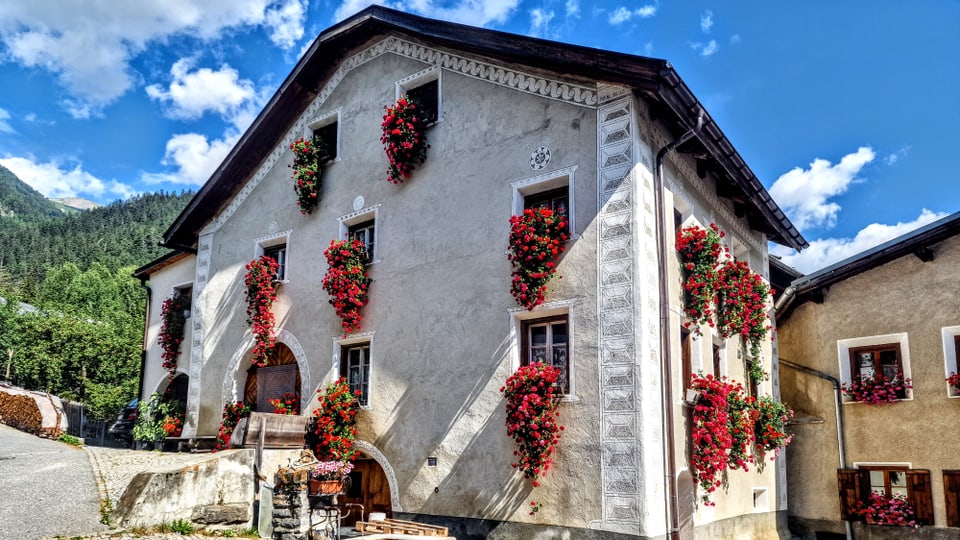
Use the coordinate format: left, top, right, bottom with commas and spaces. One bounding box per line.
944, 327, 960, 398
175, 285, 192, 318
397, 66, 441, 125
681, 326, 692, 390
712, 342, 722, 377
339, 206, 380, 263
347, 220, 375, 263
512, 165, 578, 237
263, 244, 287, 281
849, 343, 907, 398
521, 315, 569, 394
838, 467, 934, 525
340, 343, 370, 407
307, 109, 340, 162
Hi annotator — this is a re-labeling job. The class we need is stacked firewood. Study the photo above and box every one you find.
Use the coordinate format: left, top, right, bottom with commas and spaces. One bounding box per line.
0, 386, 65, 438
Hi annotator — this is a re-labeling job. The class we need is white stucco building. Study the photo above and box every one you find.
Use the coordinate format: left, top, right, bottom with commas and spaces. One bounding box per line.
135, 7, 807, 539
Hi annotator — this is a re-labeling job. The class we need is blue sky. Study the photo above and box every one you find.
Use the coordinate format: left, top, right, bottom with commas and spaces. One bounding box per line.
0, 1, 957, 273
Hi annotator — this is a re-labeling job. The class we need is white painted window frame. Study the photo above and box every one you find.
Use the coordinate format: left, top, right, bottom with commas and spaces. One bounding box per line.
332, 331, 375, 410
396, 65, 443, 125
942, 325, 960, 398
338, 205, 381, 264
305, 107, 342, 164
254, 230, 293, 283
171, 281, 194, 319
837, 332, 913, 403
511, 164, 579, 239
508, 299, 577, 401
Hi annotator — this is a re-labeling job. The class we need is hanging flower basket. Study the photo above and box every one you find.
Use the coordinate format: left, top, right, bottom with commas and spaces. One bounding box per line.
717, 259, 773, 381
213, 401, 251, 452
158, 289, 191, 377
322, 239, 370, 335
244, 255, 280, 367
289, 135, 326, 214
308, 378, 360, 463
753, 395, 793, 470
380, 96, 429, 184
676, 224, 724, 334
507, 207, 569, 310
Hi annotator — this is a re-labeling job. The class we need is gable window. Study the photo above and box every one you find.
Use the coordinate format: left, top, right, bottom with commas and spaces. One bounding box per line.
397, 66, 441, 125
521, 315, 569, 395
307, 108, 341, 163
512, 165, 578, 238
263, 244, 287, 281
339, 205, 380, 264
837, 467, 934, 525
347, 220, 376, 263
340, 343, 371, 407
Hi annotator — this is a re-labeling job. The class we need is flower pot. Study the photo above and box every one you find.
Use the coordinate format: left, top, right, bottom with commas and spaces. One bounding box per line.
309, 479, 343, 495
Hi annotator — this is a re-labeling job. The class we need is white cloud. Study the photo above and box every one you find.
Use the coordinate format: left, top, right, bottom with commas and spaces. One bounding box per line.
0, 156, 136, 200
333, 0, 519, 27
643, 42, 654, 56
141, 132, 241, 186
0, 109, 14, 133
691, 40, 718, 57
771, 209, 949, 274
566, 0, 580, 18
0, 1, 307, 113
730, 33, 741, 44
884, 145, 911, 166
529, 8, 555, 38
700, 10, 713, 33
146, 59, 256, 121
770, 146, 875, 231
608, 5, 656, 25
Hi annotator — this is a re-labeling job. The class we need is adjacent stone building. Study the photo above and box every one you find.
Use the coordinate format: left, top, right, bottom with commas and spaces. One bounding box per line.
135, 7, 806, 538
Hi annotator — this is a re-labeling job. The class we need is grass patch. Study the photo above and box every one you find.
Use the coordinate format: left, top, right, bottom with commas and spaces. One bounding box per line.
57, 433, 83, 446
98, 497, 113, 526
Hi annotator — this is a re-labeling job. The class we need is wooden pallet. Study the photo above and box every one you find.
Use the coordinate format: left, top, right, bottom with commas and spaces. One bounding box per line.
355, 518, 449, 536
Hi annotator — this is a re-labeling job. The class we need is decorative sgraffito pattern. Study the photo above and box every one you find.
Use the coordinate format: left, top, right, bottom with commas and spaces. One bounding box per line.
597, 96, 641, 529
184, 231, 213, 437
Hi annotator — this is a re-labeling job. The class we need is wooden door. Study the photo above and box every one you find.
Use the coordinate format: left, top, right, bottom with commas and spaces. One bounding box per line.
339, 459, 391, 525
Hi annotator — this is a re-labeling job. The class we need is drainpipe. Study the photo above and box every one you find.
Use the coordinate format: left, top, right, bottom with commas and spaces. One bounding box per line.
778, 358, 852, 540
654, 109, 703, 540
773, 285, 797, 314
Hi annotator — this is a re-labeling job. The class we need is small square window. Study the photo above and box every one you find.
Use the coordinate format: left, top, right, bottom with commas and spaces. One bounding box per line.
406, 79, 439, 125
512, 166, 577, 238
313, 122, 338, 162
340, 343, 371, 406
849, 343, 907, 399
175, 285, 193, 318
524, 186, 569, 221
521, 315, 570, 395
347, 220, 376, 263
263, 244, 287, 281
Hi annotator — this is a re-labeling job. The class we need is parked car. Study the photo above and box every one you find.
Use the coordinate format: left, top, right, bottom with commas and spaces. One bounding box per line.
107, 398, 138, 442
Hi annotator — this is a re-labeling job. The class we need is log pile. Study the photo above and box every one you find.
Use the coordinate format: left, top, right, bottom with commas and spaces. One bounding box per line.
0, 385, 66, 438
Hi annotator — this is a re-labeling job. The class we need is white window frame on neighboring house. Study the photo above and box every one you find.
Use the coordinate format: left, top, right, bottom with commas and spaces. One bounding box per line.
838, 332, 913, 403
508, 299, 576, 401
332, 332, 375, 409
511, 165, 578, 239
338, 205, 381, 264
255, 230, 292, 283
305, 108, 341, 163
942, 326, 960, 398
396, 66, 442, 126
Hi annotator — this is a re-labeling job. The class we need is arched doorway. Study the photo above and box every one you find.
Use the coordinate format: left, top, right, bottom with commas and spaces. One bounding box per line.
165, 373, 189, 406
339, 454, 392, 526
243, 343, 302, 414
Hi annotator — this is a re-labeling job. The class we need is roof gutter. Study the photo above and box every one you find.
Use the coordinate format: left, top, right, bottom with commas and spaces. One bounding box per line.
778, 359, 852, 540
654, 108, 703, 540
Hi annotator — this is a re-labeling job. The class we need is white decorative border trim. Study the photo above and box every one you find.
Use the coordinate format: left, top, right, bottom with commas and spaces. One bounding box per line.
337, 205, 381, 225
354, 440, 403, 512
221, 328, 312, 412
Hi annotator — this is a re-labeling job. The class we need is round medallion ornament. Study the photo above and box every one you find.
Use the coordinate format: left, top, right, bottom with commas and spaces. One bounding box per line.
353, 196, 364, 211
529, 146, 551, 170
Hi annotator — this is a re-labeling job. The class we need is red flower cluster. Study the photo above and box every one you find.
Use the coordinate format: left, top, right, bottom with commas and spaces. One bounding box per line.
380, 96, 429, 184
753, 395, 793, 470
677, 224, 724, 333
213, 401, 251, 452
507, 207, 569, 310
161, 413, 183, 437
269, 392, 300, 415
841, 372, 912, 404
289, 135, 325, 214
717, 259, 773, 382
244, 256, 280, 367
158, 290, 190, 377
310, 378, 360, 462
857, 492, 917, 527
690, 374, 753, 504
322, 239, 370, 334
946, 372, 960, 395
501, 363, 565, 492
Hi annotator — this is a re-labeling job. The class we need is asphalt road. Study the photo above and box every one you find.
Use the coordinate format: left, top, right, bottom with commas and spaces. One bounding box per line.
0, 424, 110, 540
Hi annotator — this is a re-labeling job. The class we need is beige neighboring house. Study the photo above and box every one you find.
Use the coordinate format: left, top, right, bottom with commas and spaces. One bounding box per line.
134, 6, 807, 539
777, 212, 960, 539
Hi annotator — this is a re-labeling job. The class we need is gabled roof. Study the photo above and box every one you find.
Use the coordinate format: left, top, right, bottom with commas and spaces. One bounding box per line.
132, 250, 192, 280
791, 211, 960, 297
162, 5, 807, 252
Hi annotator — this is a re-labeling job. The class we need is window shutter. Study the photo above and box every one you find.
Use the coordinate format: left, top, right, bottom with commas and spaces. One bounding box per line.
906, 469, 934, 526
944, 470, 960, 527
837, 468, 866, 521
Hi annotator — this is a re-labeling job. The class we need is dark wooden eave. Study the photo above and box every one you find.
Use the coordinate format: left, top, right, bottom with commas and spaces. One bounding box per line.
162, 5, 806, 252
790, 211, 960, 300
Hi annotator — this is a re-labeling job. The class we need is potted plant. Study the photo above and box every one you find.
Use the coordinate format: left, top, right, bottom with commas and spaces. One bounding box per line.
309, 460, 354, 495
269, 392, 300, 415
752, 395, 794, 470
289, 135, 326, 214
380, 95, 429, 184
858, 492, 917, 527
244, 255, 280, 367
946, 372, 960, 395
158, 289, 191, 377
308, 378, 360, 462
322, 239, 370, 335
507, 207, 569, 310
213, 401, 251, 452
676, 224, 724, 334
841, 372, 912, 404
